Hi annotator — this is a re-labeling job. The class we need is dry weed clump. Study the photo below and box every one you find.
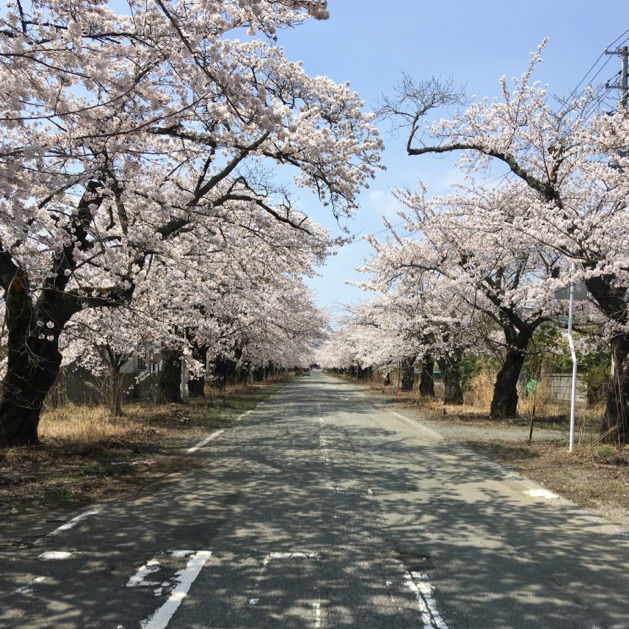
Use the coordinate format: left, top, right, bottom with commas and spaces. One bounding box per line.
464, 367, 496, 411
39, 404, 129, 445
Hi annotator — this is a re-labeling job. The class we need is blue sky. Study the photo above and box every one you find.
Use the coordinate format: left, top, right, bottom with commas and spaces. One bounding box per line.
274, 1, 629, 321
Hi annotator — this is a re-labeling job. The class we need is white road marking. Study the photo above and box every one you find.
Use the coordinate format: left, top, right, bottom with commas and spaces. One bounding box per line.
313, 599, 322, 628
127, 558, 162, 587
236, 409, 254, 421
140, 550, 212, 629
10, 576, 45, 596
48, 506, 102, 536
186, 429, 225, 454
170, 550, 194, 558
262, 551, 320, 566
319, 418, 330, 466
38, 551, 73, 560
254, 551, 322, 625
391, 412, 443, 440
404, 571, 449, 629
525, 488, 559, 500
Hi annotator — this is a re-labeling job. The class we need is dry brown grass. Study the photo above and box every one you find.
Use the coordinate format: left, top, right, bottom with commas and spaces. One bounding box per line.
39, 404, 130, 445
464, 367, 496, 410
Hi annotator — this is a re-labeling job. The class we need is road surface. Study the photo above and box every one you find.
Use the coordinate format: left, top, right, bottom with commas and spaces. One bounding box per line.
1, 371, 628, 628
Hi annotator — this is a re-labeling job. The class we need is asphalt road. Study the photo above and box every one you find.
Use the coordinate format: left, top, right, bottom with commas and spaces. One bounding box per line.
1, 371, 628, 629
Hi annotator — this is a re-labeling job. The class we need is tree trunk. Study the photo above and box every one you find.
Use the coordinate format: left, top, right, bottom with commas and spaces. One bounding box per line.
401, 357, 415, 391
188, 376, 205, 397
585, 276, 629, 444
383, 371, 391, 386
603, 334, 629, 444
0, 342, 62, 445
158, 349, 184, 404
441, 352, 463, 405
0, 276, 72, 446
490, 346, 527, 419
419, 357, 435, 397
100, 346, 126, 417
188, 344, 207, 398
108, 365, 124, 417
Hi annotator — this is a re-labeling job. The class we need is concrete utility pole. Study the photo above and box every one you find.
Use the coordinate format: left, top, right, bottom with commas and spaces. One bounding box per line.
605, 45, 629, 106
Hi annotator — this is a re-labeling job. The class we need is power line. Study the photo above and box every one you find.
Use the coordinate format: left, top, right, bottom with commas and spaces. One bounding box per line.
565, 29, 628, 104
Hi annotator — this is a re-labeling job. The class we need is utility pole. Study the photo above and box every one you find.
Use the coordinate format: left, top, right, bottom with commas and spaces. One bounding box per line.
605, 45, 629, 106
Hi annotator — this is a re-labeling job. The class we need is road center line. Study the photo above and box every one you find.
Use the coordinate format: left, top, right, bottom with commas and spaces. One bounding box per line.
186, 430, 224, 454
140, 550, 212, 629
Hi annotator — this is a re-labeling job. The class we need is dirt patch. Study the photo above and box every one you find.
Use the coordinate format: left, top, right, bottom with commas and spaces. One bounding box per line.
0, 377, 290, 526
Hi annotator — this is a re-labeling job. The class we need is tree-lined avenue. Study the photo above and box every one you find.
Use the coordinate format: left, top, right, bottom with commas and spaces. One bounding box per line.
1, 372, 627, 628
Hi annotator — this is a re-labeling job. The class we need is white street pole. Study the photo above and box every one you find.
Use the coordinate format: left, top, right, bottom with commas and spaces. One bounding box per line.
567, 264, 578, 452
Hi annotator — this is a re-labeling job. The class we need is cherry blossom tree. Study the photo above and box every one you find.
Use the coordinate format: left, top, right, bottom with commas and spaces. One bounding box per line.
362, 180, 564, 417
0, 0, 382, 445
390, 43, 629, 441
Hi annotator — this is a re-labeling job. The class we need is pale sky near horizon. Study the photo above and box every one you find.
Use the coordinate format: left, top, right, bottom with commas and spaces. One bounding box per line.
273, 0, 629, 323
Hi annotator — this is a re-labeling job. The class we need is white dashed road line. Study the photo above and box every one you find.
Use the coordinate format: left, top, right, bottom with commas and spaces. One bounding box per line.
186, 429, 225, 454
262, 551, 320, 566
48, 506, 102, 536
127, 558, 162, 588
186, 398, 265, 453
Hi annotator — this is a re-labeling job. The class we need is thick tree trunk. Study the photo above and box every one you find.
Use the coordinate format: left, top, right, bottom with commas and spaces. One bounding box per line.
602, 334, 629, 444
419, 357, 435, 397
158, 349, 184, 404
401, 356, 415, 391
0, 183, 133, 446
490, 346, 527, 419
0, 275, 72, 446
441, 352, 463, 405
0, 344, 62, 446
383, 371, 391, 386
585, 276, 629, 444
